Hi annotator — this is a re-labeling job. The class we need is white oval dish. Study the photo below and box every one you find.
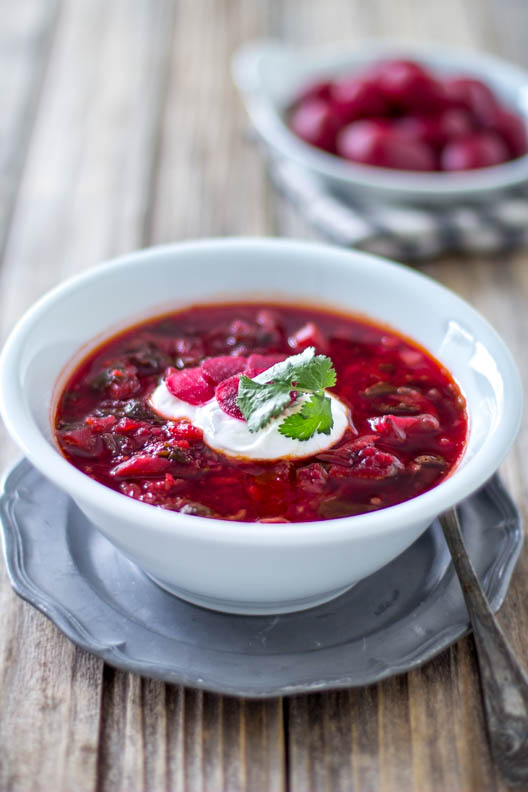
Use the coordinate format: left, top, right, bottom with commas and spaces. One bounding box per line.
0, 238, 522, 613
232, 39, 528, 204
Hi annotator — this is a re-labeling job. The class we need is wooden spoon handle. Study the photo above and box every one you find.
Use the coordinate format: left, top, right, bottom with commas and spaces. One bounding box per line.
440, 507, 528, 786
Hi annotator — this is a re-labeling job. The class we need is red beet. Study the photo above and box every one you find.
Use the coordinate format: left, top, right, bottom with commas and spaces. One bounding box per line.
110, 455, 171, 478
381, 136, 436, 170
289, 98, 339, 152
114, 417, 144, 434
325, 443, 403, 480
201, 355, 247, 385
352, 446, 404, 479
392, 114, 430, 143
439, 108, 475, 142
369, 414, 440, 440
330, 76, 386, 122
215, 375, 244, 420
372, 59, 444, 112
336, 119, 387, 161
166, 420, 204, 442
288, 322, 329, 353
441, 132, 509, 171
57, 425, 103, 458
442, 77, 497, 124
165, 366, 215, 405
244, 353, 287, 378
337, 120, 436, 170
488, 107, 528, 157
296, 463, 328, 493
85, 414, 118, 433
395, 108, 473, 147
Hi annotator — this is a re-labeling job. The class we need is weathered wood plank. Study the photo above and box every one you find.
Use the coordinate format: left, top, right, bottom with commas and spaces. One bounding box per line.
377, 675, 412, 792
149, 0, 272, 245
0, 1, 178, 791
0, 0, 60, 258
0, 595, 102, 792
408, 648, 494, 791
244, 698, 286, 792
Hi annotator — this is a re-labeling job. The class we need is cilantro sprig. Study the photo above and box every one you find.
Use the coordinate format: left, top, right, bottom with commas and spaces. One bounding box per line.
236, 347, 337, 440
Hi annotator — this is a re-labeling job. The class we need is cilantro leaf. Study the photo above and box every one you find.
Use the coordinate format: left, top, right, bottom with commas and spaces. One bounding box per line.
279, 392, 334, 440
237, 375, 293, 433
251, 346, 316, 385
294, 354, 336, 392
236, 346, 337, 440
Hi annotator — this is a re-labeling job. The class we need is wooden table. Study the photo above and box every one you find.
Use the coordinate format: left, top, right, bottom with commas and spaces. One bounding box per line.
1, 1, 527, 790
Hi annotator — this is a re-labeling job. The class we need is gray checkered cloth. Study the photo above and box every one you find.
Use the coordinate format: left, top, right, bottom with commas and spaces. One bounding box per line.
271, 158, 528, 261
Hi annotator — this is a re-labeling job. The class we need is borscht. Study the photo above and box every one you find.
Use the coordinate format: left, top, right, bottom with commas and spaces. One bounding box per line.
55, 304, 467, 522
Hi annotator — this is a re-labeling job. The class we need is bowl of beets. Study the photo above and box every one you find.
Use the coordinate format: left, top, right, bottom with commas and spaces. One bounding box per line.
233, 40, 528, 203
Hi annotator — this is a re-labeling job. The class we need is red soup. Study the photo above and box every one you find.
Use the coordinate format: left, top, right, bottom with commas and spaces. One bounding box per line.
55, 304, 467, 522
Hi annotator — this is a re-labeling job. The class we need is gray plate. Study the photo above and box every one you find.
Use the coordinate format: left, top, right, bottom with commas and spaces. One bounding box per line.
0, 459, 523, 698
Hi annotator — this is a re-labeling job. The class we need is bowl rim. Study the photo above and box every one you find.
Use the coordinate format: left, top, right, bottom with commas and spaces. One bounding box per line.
232, 38, 528, 200
0, 237, 523, 545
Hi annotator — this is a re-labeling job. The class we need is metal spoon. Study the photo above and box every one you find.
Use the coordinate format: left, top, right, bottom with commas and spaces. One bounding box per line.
440, 507, 528, 786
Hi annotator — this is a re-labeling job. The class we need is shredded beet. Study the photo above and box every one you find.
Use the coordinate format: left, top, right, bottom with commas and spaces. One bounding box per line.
111, 455, 171, 478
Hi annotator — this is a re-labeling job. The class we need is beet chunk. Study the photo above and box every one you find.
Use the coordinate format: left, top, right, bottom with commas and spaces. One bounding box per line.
330, 76, 386, 122
337, 120, 436, 171
441, 132, 509, 171
488, 107, 528, 158
288, 322, 329, 354
318, 435, 403, 480
91, 363, 141, 400
165, 366, 215, 405
394, 108, 474, 147
372, 59, 445, 113
347, 446, 404, 479
215, 375, 244, 420
443, 77, 497, 124
57, 425, 104, 459
289, 98, 339, 152
244, 353, 287, 378
296, 463, 328, 493
201, 355, 247, 386
368, 413, 440, 440
110, 454, 171, 478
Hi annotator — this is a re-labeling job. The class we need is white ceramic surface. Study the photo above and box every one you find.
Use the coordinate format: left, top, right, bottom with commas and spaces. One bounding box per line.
0, 239, 523, 613
232, 40, 528, 205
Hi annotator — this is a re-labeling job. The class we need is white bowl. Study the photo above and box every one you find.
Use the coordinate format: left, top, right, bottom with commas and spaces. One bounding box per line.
0, 239, 522, 613
232, 40, 528, 204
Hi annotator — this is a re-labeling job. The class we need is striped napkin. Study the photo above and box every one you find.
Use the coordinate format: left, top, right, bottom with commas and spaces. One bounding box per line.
271, 157, 528, 261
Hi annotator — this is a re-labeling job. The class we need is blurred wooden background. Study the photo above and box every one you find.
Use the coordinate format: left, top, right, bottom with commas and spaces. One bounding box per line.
1, 1, 528, 790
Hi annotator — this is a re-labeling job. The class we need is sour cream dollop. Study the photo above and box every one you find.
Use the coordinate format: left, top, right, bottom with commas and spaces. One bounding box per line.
148, 380, 350, 461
